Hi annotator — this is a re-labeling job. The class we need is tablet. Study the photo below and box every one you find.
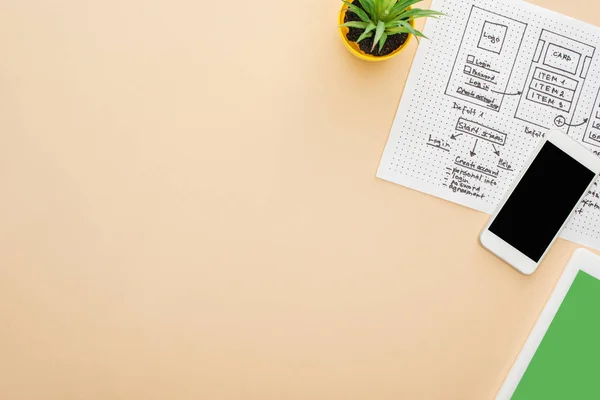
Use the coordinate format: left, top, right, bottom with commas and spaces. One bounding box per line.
497, 249, 600, 400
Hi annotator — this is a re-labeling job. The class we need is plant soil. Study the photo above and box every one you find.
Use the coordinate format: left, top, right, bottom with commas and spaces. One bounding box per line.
344, 1, 409, 56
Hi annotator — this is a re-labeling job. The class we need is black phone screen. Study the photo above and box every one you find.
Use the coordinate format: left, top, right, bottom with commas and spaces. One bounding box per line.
489, 141, 595, 262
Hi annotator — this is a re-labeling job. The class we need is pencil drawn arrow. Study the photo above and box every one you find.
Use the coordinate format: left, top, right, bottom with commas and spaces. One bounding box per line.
470, 139, 478, 157
565, 118, 589, 127
492, 144, 500, 157
490, 89, 523, 96
450, 133, 463, 140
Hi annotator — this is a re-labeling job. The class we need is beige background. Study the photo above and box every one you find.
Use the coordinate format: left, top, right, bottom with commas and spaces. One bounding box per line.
0, 0, 598, 398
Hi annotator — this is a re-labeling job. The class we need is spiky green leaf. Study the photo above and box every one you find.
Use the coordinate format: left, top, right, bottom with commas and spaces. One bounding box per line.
388, 0, 423, 19
385, 26, 410, 35
356, 31, 374, 43
378, 32, 388, 53
382, 0, 396, 16
357, 21, 377, 42
340, 21, 369, 29
374, 0, 386, 19
401, 8, 445, 20
395, 20, 427, 40
379, 4, 394, 21
394, 0, 422, 10
343, 0, 372, 23
357, 0, 375, 16
371, 20, 386, 51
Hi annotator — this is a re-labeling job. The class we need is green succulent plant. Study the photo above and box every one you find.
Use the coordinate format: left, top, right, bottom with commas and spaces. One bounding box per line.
340, 0, 444, 53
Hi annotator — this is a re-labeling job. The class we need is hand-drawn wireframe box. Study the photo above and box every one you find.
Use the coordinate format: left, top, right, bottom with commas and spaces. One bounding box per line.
478, 21, 507, 54
525, 67, 578, 113
544, 43, 581, 74
583, 88, 600, 148
455, 117, 507, 146
515, 30, 595, 129
445, 6, 527, 112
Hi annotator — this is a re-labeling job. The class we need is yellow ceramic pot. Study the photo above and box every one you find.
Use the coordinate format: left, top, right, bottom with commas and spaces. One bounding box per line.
339, 1, 414, 62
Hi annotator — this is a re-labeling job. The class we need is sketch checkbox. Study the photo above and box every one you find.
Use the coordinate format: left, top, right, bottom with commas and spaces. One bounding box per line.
464, 65, 472, 73
467, 55, 475, 64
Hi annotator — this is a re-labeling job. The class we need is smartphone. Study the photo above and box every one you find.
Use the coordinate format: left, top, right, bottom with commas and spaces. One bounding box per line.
480, 129, 600, 275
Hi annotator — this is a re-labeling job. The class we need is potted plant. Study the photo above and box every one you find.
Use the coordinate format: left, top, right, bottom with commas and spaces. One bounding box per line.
339, 0, 443, 61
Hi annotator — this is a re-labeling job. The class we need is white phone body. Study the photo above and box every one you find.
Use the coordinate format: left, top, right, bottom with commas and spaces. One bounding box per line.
480, 129, 600, 275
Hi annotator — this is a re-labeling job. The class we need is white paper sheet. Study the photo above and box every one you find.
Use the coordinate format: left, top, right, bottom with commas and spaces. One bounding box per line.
378, 0, 600, 250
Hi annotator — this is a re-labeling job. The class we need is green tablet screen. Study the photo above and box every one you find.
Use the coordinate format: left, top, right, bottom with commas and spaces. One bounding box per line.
512, 270, 600, 399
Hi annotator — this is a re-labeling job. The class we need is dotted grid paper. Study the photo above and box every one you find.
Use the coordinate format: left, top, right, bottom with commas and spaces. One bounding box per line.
377, 0, 600, 250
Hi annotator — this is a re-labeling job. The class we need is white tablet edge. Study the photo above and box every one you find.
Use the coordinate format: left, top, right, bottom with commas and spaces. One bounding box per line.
496, 248, 600, 400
